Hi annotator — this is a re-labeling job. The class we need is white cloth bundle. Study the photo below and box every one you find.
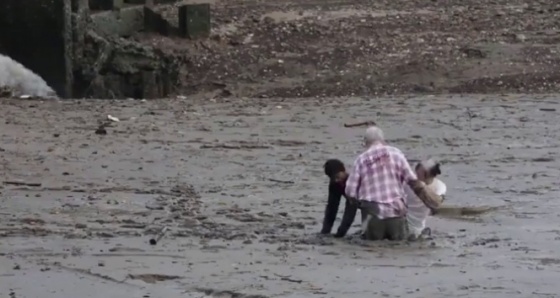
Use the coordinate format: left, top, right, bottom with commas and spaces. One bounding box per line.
406, 178, 447, 237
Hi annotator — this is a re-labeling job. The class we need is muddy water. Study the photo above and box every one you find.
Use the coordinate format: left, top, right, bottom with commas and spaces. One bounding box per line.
0, 95, 559, 297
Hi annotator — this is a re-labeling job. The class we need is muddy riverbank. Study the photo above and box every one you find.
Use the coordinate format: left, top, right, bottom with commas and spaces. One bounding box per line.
145, 0, 560, 98
1, 94, 559, 297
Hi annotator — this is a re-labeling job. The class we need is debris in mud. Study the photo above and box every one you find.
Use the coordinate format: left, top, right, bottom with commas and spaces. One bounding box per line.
3, 181, 42, 187
531, 157, 554, 162
107, 115, 120, 122
274, 273, 303, 283
344, 120, 377, 128
267, 178, 294, 184
200, 143, 271, 150
195, 288, 269, 298
94, 124, 108, 135
270, 140, 310, 147
120, 223, 146, 229
96, 232, 115, 238
108, 246, 144, 253
19, 218, 45, 225
149, 226, 169, 245
128, 273, 182, 284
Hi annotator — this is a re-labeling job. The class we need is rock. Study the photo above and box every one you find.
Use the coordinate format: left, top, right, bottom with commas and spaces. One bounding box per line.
75, 223, 87, 229
515, 33, 527, 42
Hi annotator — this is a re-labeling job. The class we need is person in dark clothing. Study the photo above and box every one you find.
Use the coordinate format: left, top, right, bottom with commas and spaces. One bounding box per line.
320, 159, 366, 238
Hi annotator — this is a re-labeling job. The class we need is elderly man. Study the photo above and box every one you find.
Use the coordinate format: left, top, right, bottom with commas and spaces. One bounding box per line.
345, 126, 442, 241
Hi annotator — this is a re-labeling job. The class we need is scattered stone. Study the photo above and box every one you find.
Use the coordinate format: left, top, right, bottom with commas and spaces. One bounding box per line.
75, 223, 87, 229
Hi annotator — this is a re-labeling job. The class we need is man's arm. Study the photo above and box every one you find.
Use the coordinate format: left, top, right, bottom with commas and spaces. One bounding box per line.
334, 198, 358, 237
321, 183, 342, 234
398, 153, 442, 210
344, 159, 361, 200
409, 180, 442, 210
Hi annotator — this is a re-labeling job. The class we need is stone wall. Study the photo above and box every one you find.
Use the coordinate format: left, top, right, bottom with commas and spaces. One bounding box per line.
91, 6, 145, 37
0, 0, 73, 98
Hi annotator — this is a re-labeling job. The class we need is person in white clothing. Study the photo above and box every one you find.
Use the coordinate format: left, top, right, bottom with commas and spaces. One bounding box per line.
405, 159, 447, 240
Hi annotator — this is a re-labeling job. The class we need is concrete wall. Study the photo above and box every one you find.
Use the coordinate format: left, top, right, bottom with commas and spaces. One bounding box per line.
0, 0, 73, 98
91, 7, 144, 37
0, 0, 190, 99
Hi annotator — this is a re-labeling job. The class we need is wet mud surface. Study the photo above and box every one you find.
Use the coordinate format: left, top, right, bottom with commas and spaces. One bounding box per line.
1, 95, 560, 297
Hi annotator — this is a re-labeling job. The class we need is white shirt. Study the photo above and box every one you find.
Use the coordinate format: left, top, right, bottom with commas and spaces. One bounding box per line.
405, 178, 447, 236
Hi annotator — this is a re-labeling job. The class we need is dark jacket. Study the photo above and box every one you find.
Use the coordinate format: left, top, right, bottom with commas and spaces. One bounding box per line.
320, 180, 362, 237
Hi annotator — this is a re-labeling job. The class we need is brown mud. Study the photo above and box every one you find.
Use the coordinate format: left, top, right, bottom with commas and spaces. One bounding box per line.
143, 0, 560, 98
1, 94, 559, 297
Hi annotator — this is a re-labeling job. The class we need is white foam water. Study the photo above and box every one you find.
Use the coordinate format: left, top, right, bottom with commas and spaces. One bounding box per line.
0, 53, 58, 99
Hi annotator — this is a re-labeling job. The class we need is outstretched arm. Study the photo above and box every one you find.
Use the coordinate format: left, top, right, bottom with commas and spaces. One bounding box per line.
335, 198, 358, 237
321, 183, 342, 234
408, 180, 443, 210
398, 154, 442, 209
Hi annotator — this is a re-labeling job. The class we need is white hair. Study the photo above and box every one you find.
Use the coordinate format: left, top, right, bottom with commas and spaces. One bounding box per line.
364, 126, 384, 144
420, 158, 437, 170
419, 158, 442, 176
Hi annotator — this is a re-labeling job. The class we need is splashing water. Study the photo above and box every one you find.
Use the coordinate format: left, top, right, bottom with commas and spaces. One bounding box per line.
0, 53, 58, 99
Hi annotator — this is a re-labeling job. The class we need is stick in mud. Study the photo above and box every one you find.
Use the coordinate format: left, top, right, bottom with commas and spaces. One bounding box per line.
149, 226, 169, 245
3, 181, 42, 187
267, 178, 294, 184
343, 121, 376, 128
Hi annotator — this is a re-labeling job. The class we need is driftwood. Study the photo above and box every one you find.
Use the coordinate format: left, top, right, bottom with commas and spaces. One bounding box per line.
200, 143, 270, 150
343, 120, 376, 128
267, 178, 294, 184
3, 181, 42, 187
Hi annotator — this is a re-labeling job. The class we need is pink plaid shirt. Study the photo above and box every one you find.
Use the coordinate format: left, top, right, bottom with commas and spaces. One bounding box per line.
345, 144, 417, 219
